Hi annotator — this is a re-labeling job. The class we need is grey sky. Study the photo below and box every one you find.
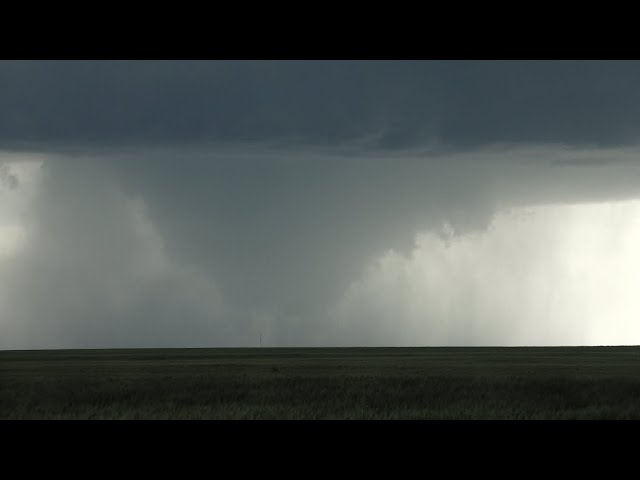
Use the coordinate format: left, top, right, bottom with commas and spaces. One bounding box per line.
2, 60, 640, 349
3, 60, 640, 148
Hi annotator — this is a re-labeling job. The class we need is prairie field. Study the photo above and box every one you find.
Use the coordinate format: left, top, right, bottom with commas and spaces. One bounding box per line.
2, 347, 640, 419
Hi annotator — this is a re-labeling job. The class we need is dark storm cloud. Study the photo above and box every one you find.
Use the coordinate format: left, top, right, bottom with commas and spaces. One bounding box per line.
3, 60, 640, 149
105, 149, 496, 316
4, 61, 640, 349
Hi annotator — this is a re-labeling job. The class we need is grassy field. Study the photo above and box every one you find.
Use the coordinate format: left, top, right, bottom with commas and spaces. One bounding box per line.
2, 346, 640, 419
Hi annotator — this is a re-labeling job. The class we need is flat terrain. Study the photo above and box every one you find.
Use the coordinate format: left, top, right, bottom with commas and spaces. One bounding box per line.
2, 347, 640, 419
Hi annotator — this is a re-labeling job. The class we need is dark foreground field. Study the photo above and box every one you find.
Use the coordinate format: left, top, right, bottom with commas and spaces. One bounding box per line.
3, 347, 640, 419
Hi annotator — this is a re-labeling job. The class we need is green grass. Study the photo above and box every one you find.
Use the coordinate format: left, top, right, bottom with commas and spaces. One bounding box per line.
2, 347, 640, 419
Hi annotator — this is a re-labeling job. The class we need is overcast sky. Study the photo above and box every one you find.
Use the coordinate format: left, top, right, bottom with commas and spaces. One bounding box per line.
3, 60, 640, 349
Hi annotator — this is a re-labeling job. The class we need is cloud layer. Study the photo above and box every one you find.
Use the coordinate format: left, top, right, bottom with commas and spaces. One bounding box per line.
3, 61, 640, 149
